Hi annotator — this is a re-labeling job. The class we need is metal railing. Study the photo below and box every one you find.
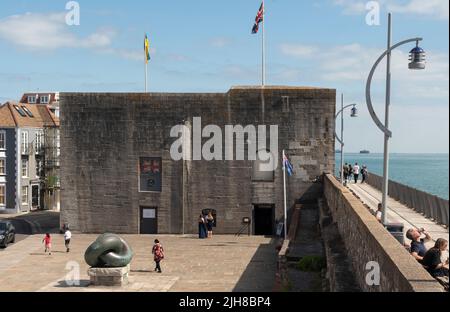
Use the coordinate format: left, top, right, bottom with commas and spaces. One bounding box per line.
366, 173, 449, 227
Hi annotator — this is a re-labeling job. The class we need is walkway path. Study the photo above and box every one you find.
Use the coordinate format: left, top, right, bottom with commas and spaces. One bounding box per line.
348, 182, 449, 251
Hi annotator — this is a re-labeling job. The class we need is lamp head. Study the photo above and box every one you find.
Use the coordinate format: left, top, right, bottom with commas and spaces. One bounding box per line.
350, 106, 358, 118
409, 43, 426, 70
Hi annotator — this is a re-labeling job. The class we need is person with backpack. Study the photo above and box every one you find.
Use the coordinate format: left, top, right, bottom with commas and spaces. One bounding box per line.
152, 239, 164, 273
361, 165, 369, 184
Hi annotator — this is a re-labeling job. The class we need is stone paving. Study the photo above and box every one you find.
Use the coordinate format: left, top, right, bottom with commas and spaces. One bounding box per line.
0, 234, 277, 292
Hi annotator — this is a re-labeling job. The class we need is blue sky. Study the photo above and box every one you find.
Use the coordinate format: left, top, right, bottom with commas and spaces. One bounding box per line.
0, 0, 448, 153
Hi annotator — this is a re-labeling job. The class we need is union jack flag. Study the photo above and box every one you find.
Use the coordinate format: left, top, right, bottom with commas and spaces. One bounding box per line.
251, 2, 264, 34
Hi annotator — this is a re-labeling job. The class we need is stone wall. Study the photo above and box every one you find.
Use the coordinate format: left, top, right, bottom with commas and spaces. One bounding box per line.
323, 174, 443, 292
60, 87, 336, 234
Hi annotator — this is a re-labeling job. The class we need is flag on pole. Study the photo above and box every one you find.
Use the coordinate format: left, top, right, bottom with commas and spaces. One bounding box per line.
144, 34, 151, 64
283, 153, 294, 176
251, 2, 264, 34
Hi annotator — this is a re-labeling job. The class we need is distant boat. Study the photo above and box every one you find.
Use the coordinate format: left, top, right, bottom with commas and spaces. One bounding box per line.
335, 149, 342, 153
360, 150, 370, 154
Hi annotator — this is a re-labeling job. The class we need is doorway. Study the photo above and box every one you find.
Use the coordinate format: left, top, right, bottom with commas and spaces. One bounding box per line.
32, 185, 39, 209
253, 204, 275, 236
140, 207, 157, 234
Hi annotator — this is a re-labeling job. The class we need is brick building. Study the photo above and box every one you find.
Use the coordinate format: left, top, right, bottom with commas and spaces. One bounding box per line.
60, 86, 336, 234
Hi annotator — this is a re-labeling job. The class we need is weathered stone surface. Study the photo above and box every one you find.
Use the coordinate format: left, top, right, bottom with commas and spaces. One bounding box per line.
88, 265, 130, 286
323, 174, 443, 292
60, 86, 336, 234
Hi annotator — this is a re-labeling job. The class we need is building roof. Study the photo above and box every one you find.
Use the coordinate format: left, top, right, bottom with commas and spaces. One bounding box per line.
0, 102, 59, 128
20, 92, 59, 105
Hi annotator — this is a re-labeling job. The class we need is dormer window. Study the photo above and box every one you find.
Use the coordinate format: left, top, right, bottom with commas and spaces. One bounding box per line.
40, 95, 49, 104
28, 96, 36, 104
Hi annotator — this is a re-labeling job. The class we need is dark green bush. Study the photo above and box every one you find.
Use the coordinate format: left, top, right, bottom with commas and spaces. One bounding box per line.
297, 256, 326, 272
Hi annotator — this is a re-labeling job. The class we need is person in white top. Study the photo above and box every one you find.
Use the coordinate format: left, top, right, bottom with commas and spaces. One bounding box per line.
353, 163, 360, 183
64, 229, 72, 253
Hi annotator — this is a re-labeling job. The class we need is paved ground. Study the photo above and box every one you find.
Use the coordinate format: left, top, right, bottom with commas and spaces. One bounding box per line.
0, 234, 277, 292
348, 182, 449, 252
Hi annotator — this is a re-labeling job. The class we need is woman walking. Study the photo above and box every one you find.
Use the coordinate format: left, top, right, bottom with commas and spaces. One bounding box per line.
206, 212, 215, 238
152, 239, 164, 273
42, 233, 52, 255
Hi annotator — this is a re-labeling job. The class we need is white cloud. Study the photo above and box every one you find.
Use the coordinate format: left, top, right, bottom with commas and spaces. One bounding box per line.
279, 42, 449, 103
388, 0, 449, 20
209, 37, 233, 48
280, 44, 319, 58
0, 12, 114, 50
332, 0, 449, 20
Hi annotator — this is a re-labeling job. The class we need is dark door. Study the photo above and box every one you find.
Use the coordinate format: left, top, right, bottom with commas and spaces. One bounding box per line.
32, 185, 39, 209
140, 207, 157, 234
254, 205, 274, 236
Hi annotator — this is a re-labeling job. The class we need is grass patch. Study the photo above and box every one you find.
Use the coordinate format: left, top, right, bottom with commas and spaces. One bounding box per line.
297, 256, 326, 272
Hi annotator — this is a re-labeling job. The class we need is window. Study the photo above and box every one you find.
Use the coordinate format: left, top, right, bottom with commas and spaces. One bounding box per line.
0, 159, 5, 175
21, 186, 28, 204
21, 131, 29, 154
22, 106, 34, 118
21, 158, 28, 177
35, 131, 44, 152
27, 96, 36, 104
0, 132, 5, 149
40, 95, 49, 104
14, 105, 27, 117
0, 185, 5, 205
36, 159, 41, 177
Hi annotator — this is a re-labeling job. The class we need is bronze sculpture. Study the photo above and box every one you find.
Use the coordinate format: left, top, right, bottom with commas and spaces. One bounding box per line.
85, 233, 133, 268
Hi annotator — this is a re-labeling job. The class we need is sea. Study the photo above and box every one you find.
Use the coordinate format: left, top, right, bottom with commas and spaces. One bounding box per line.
335, 153, 449, 200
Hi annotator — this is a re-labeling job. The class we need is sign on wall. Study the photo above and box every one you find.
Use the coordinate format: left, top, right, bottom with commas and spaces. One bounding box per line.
139, 157, 162, 192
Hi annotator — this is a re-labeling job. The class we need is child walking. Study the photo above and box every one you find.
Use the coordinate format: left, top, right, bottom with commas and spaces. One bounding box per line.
152, 239, 164, 273
43, 233, 52, 255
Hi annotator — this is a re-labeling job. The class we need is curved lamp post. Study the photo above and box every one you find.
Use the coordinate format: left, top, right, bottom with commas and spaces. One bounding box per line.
335, 93, 358, 185
366, 13, 426, 225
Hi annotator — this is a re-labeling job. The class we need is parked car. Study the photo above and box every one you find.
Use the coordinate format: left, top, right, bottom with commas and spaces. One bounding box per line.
0, 221, 15, 248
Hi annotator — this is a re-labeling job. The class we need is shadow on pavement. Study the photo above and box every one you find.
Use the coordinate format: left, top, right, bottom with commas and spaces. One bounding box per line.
232, 237, 278, 292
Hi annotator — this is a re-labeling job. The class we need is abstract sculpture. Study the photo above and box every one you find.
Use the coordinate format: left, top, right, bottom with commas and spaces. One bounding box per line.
85, 233, 133, 268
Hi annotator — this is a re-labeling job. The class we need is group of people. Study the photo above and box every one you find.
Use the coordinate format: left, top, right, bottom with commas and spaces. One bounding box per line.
41, 228, 72, 255
343, 163, 368, 185
406, 227, 449, 286
198, 212, 215, 239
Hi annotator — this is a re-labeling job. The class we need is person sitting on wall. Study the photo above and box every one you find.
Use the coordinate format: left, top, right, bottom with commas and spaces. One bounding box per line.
373, 203, 383, 223
406, 227, 432, 264
422, 238, 449, 278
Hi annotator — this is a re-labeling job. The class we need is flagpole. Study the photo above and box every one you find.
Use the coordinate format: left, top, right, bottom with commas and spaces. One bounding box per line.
283, 150, 287, 239
145, 62, 148, 93
262, 0, 266, 87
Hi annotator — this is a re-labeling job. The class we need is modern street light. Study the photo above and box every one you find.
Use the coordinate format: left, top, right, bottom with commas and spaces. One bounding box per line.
335, 93, 358, 185
365, 13, 425, 225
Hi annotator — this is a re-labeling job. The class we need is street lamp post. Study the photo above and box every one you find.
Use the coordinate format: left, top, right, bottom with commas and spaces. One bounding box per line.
335, 93, 358, 185
365, 13, 426, 225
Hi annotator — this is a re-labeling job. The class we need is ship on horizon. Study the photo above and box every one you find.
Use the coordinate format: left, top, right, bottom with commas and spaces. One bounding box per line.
360, 150, 370, 154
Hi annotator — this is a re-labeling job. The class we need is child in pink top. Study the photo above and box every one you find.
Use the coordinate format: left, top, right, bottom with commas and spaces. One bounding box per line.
43, 233, 52, 255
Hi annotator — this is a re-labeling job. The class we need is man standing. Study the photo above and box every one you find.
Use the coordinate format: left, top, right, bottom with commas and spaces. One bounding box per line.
361, 165, 368, 184
353, 163, 360, 184
64, 228, 72, 253
343, 163, 349, 186
406, 228, 432, 264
